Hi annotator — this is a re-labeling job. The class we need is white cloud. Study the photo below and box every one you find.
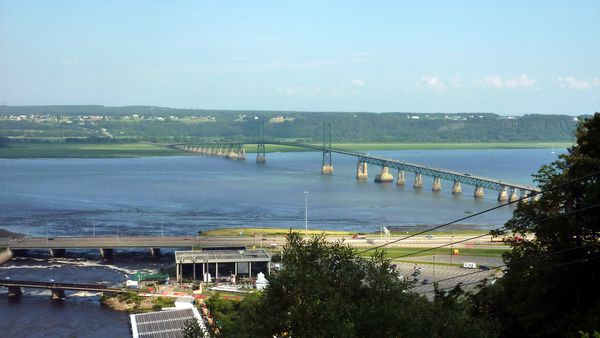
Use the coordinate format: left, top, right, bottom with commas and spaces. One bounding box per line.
417, 76, 446, 90
505, 75, 536, 88
451, 75, 465, 88
277, 86, 305, 95
558, 76, 597, 90
350, 79, 365, 87
484, 75, 536, 89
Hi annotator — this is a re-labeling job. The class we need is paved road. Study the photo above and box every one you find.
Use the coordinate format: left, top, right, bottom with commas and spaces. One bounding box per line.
393, 260, 503, 299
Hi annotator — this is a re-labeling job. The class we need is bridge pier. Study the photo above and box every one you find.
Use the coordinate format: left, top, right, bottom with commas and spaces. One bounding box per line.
150, 248, 160, 258
396, 170, 405, 186
228, 148, 239, 160
321, 165, 334, 174
256, 154, 266, 163
49, 249, 66, 258
509, 188, 519, 202
51, 289, 66, 300
474, 186, 485, 198
432, 177, 442, 191
520, 190, 530, 203
356, 161, 368, 180
374, 166, 394, 183
498, 187, 508, 202
8, 286, 22, 298
0, 248, 15, 264
452, 181, 462, 194
100, 248, 113, 259
238, 146, 246, 160
413, 173, 423, 188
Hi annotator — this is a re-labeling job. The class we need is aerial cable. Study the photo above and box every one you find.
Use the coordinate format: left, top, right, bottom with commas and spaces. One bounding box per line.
358, 170, 600, 255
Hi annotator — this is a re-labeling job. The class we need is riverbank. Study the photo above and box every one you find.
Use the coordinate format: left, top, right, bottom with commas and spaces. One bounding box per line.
0, 141, 571, 158
0, 143, 184, 158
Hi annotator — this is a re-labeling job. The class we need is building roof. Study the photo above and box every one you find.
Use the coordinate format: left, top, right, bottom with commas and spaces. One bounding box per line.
174, 249, 271, 264
130, 307, 208, 338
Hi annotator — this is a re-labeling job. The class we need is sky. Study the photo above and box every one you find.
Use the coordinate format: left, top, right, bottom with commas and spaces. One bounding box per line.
0, 1, 599, 114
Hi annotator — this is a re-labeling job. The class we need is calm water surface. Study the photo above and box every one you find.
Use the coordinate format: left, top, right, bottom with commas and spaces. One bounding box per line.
0, 148, 564, 337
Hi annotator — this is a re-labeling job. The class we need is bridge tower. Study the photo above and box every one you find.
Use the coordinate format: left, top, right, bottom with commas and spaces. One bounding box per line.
322, 122, 333, 174
256, 120, 266, 163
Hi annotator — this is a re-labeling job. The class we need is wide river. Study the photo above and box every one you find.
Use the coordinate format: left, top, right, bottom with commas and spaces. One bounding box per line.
0, 148, 564, 337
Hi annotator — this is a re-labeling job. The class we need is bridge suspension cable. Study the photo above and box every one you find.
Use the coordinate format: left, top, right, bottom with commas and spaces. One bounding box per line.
386, 202, 600, 260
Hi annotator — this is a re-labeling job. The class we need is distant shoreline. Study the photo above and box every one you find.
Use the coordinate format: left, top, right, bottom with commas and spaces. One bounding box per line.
0, 141, 572, 159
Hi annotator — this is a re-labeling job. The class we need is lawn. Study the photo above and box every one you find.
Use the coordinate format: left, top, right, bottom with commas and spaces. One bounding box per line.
358, 247, 510, 259
201, 227, 354, 237
0, 143, 186, 158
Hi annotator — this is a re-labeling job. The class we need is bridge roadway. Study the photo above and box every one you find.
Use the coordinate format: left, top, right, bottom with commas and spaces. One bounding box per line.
0, 279, 127, 293
177, 141, 539, 193
8, 236, 200, 250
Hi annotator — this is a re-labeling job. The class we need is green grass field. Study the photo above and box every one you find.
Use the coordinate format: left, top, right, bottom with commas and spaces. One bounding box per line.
202, 227, 354, 237
0, 141, 571, 159
358, 247, 509, 259
242, 142, 572, 153
0, 143, 187, 158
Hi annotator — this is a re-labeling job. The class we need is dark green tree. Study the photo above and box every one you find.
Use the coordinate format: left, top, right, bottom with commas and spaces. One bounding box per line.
181, 319, 205, 338
233, 232, 496, 338
489, 113, 600, 337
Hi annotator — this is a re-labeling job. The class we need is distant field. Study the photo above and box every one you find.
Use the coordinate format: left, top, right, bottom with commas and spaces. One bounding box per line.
0, 141, 572, 158
244, 142, 573, 153
0, 143, 185, 158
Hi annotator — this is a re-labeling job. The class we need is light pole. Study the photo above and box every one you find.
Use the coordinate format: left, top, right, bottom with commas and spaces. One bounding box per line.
450, 235, 454, 264
304, 191, 309, 236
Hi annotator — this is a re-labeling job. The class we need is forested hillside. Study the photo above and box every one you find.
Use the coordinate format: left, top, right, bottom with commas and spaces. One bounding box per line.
0, 105, 583, 143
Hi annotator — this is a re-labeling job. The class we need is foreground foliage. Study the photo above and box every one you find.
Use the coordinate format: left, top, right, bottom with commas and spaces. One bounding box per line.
481, 113, 600, 337
208, 233, 495, 338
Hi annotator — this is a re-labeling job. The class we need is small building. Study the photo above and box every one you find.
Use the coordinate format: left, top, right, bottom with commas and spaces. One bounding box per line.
174, 249, 271, 283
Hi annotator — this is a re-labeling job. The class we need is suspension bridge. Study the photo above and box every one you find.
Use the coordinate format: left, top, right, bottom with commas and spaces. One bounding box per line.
169, 123, 540, 202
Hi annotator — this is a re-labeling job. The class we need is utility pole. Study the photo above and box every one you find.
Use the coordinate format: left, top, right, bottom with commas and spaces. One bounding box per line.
304, 191, 309, 236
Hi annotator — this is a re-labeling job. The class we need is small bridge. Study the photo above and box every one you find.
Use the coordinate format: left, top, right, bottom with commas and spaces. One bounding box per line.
8, 236, 201, 258
0, 279, 128, 299
171, 123, 540, 202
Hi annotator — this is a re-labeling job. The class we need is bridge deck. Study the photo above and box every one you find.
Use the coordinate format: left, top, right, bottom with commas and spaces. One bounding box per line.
268, 142, 538, 192
0, 280, 127, 293
8, 236, 200, 250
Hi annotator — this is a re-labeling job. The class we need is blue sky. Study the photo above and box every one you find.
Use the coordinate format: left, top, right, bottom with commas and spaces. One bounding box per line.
1, 1, 599, 114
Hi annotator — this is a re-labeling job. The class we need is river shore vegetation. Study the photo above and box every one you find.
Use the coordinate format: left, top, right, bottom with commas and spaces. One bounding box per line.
101, 293, 175, 313
0, 106, 581, 159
